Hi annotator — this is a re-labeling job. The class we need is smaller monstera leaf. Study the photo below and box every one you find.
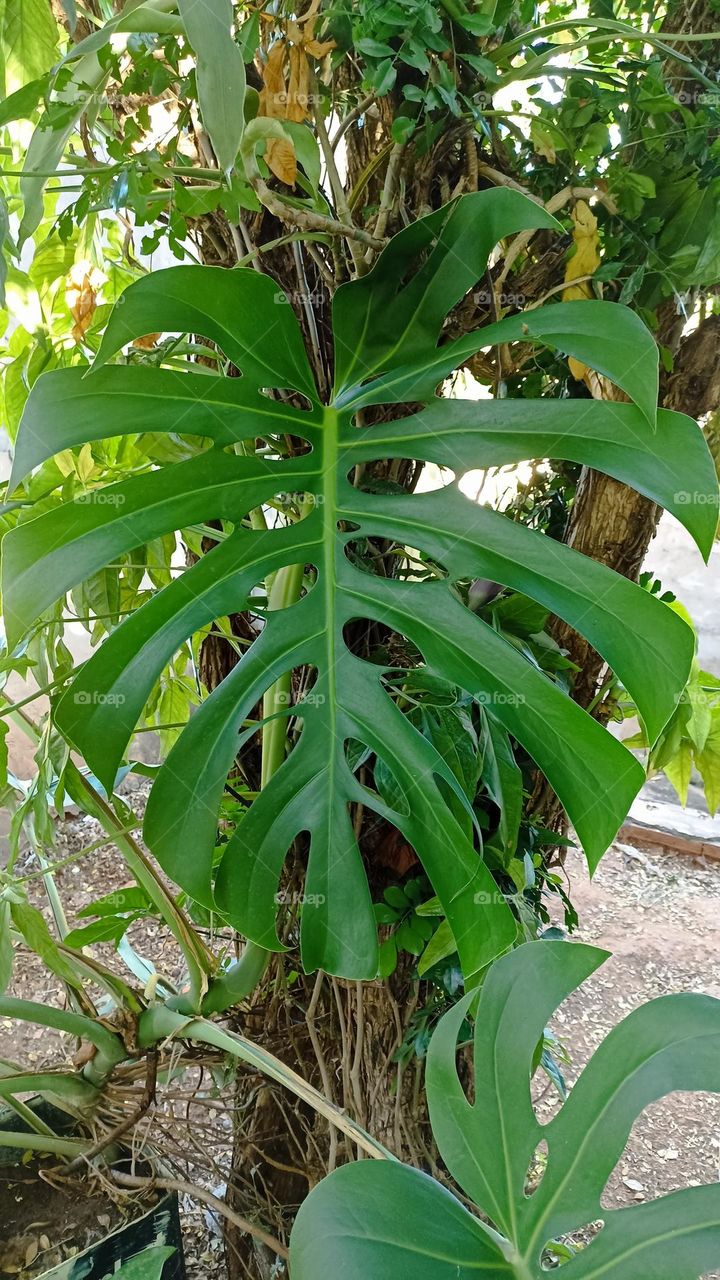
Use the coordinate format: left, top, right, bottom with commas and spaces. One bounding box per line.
289, 940, 720, 1279
3, 188, 718, 983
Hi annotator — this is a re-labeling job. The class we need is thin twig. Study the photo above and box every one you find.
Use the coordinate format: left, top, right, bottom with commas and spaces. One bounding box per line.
255, 176, 383, 250
330, 93, 376, 149
111, 1170, 288, 1259
315, 98, 365, 274
366, 142, 405, 262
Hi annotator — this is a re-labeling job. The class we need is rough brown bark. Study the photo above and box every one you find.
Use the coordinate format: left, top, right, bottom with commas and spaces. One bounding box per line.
223, 961, 437, 1278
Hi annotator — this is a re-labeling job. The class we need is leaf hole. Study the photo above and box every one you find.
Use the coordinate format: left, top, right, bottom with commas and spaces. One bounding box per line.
341, 617, 421, 668
259, 388, 314, 412
342, 537, 449, 584
349, 459, 455, 494
540, 1220, 605, 1269
525, 1138, 549, 1199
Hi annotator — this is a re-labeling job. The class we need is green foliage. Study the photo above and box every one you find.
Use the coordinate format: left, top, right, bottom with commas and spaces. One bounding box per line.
622, 649, 720, 816
0, 0, 58, 95
289, 939, 720, 1278
4, 190, 716, 984
0, 0, 718, 1255
177, 0, 245, 173
111, 1247, 176, 1279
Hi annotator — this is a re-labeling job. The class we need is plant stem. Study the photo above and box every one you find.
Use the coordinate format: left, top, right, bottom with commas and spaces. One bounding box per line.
0, 1073, 98, 1105
0, 997, 125, 1071
198, 942, 270, 1016
65, 762, 215, 1008
0, 1131, 89, 1155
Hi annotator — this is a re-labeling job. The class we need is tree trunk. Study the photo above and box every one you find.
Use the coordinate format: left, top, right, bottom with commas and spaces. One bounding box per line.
224, 961, 438, 1278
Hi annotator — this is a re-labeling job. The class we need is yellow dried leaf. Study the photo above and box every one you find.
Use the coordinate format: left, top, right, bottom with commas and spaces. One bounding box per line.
299, 0, 334, 58
260, 40, 288, 119
563, 200, 601, 381
563, 200, 600, 299
298, 0, 322, 28
304, 37, 335, 57
132, 332, 160, 350
65, 261, 105, 344
287, 45, 311, 121
266, 135, 297, 185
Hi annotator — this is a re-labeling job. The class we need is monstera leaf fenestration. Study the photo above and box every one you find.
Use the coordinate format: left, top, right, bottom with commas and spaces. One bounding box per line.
289, 940, 720, 1278
4, 190, 717, 980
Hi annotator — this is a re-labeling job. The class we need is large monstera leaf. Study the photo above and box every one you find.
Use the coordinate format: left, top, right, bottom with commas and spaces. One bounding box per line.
289, 940, 720, 1278
4, 191, 717, 980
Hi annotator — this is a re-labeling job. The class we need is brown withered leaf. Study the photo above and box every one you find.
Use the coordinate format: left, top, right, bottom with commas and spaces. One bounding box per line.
257, 6, 333, 178
304, 36, 335, 57
266, 135, 297, 185
132, 333, 160, 350
287, 44, 310, 122
260, 40, 287, 120
65, 261, 105, 344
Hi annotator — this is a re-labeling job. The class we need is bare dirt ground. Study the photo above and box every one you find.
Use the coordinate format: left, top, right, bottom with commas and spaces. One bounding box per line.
1, 798, 719, 1277
547, 839, 720, 1278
